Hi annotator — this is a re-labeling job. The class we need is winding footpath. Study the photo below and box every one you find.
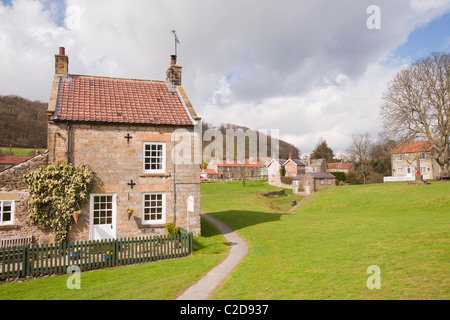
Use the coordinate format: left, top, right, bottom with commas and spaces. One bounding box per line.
176, 213, 248, 300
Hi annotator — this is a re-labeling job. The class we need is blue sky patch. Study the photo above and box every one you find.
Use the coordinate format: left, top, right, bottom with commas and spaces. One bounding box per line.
394, 13, 450, 62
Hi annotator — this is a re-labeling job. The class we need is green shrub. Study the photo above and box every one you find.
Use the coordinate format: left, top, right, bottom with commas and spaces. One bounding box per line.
280, 176, 293, 185
24, 162, 94, 242
330, 172, 346, 182
165, 222, 179, 236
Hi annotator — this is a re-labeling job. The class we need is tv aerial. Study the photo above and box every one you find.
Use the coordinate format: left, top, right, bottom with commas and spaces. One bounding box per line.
172, 30, 180, 57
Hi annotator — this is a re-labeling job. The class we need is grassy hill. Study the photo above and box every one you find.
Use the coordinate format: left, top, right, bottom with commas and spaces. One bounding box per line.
201, 180, 450, 299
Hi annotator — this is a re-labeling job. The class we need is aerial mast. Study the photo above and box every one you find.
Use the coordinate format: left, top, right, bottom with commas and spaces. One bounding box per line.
172, 30, 180, 57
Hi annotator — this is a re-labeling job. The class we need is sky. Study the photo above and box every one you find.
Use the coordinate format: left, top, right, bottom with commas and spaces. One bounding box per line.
1, 0, 450, 156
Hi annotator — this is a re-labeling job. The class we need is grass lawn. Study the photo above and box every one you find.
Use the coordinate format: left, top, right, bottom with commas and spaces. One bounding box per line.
0, 218, 228, 300
0, 147, 47, 157
201, 180, 450, 300
1, 179, 448, 300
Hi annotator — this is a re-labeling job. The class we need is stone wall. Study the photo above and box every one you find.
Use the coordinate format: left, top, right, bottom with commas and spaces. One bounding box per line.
0, 152, 50, 243
48, 121, 201, 241
0, 152, 48, 191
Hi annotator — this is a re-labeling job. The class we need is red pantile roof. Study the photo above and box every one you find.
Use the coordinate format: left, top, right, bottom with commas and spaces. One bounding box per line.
53, 75, 194, 126
0, 156, 33, 165
203, 169, 217, 174
327, 162, 341, 169
339, 163, 353, 170
393, 141, 432, 154
243, 159, 263, 167
216, 160, 243, 167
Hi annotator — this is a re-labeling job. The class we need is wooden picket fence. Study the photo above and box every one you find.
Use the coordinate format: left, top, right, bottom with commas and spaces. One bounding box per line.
0, 229, 193, 281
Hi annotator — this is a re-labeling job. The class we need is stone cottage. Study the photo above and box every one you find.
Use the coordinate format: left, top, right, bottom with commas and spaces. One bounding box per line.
207, 159, 244, 180
390, 141, 441, 180
267, 158, 287, 186
293, 172, 336, 195
46, 47, 201, 242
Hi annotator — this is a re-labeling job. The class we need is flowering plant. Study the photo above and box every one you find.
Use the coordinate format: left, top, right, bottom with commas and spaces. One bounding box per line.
127, 207, 134, 213
25, 163, 94, 242
73, 211, 81, 215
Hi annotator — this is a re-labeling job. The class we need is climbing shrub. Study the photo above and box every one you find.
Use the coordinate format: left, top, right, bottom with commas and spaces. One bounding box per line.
24, 162, 95, 242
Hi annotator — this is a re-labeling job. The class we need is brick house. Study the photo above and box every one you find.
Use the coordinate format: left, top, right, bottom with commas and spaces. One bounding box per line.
390, 141, 441, 180
45, 47, 201, 241
284, 158, 307, 177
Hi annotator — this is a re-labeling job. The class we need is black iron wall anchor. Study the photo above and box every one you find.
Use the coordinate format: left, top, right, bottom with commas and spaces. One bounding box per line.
128, 180, 136, 189
124, 133, 133, 143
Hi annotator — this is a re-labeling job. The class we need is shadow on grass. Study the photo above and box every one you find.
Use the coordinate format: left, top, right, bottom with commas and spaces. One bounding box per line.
202, 210, 284, 236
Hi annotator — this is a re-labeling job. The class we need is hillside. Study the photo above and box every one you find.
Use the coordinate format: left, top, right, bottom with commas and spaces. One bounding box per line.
201, 121, 300, 161
0, 95, 299, 160
0, 95, 47, 148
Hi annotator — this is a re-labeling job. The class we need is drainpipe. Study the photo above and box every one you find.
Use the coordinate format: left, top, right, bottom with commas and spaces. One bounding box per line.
66, 122, 71, 164
173, 133, 177, 226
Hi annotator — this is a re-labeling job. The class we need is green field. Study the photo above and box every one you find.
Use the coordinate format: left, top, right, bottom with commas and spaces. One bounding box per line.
201, 180, 450, 299
1, 180, 448, 300
0, 147, 47, 157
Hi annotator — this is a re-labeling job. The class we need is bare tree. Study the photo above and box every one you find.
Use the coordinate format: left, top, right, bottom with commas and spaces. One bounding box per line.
347, 133, 373, 184
380, 52, 450, 176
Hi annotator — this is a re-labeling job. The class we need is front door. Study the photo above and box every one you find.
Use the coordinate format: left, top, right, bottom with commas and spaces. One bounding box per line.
90, 194, 116, 240
406, 167, 412, 177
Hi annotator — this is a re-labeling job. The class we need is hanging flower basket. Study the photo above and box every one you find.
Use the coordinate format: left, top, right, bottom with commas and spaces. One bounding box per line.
72, 211, 81, 224
126, 207, 134, 221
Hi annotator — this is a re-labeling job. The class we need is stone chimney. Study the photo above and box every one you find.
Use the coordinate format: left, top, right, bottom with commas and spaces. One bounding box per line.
166, 55, 182, 86
55, 47, 68, 75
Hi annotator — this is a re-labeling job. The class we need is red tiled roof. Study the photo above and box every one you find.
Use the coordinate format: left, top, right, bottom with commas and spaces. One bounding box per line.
327, 162, 341, 169
393, 141, 432, 154
54, 75, 194, 126
339, 163, 353, 170
216, 160, 243, 167
0, 156, 33, 165
244, 159, 263, 167
203, 169, 217, 174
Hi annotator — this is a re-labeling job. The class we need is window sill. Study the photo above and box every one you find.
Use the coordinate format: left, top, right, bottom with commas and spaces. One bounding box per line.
140, 223, 165, 229
139, 173, 171, 178
0, 224, 19, 230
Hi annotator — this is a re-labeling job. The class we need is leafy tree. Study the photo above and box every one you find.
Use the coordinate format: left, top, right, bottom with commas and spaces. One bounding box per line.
310, 138, 335, 162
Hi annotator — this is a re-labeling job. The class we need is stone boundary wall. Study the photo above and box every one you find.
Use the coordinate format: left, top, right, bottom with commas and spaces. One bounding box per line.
0, 152, 50, 243
0, 152, 48, 191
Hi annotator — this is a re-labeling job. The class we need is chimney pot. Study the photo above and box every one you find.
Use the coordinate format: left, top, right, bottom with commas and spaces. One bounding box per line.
55, 46, 69, 75
166, 55, 182, 86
